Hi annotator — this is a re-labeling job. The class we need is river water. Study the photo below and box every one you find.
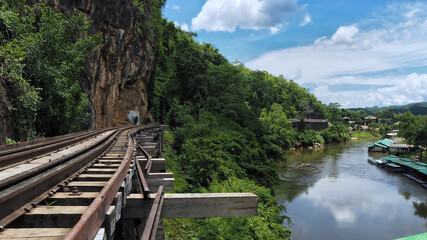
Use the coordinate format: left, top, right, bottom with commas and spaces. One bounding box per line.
275, 139, 427, 240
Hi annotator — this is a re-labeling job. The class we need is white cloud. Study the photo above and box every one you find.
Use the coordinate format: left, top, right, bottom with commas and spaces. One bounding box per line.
269, 24, 283, 34
299, 14, 312, 27
246, 2, 427, 107
330, 25, 359, 45
172, 5, 180, 11
174, 21, 190, 32
191, 0, 307, 33
305, 176, 414, 228
313, 74, 427, 108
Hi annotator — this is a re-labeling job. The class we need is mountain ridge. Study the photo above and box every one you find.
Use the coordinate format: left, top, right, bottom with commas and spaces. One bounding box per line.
348, 102, 427, 115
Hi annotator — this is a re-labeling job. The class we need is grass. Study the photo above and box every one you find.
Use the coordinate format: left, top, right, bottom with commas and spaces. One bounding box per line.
351, 131, 381, 138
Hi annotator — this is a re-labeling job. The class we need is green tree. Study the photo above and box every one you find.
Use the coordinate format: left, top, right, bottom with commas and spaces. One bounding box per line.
0, 1, 101, 139
260, 103, 295, 151
326, 102, 343, 123
398, 111, 418, 145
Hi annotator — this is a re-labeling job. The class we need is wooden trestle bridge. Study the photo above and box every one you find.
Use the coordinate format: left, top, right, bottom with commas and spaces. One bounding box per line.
0, 125, 258, 239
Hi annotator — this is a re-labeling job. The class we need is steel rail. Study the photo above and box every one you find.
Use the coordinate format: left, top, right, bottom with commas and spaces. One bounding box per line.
0, 125, 164, 239
135, 153, 150, 199
141, 185, 164, 240
0, 129, 121, 224
138, 144, 152, 174
0, 129, 96, 154
63, 130, 136, 240
0, 130, 117, 191
0, 129, 108, 169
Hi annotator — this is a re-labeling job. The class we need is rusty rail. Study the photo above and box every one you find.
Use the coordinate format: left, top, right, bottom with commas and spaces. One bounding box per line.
0, 130, 116, 191
0, 129, 121, 225
141, 185, 164, 240
138, 144, 152, 174
0, 129, 97, 152
63, 131, 135, 240
0, 125, 169, 239
135, 154, 150, 199
0, 129, 107, 169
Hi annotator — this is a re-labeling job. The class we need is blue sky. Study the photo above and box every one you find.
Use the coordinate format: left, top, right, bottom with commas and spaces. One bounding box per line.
163, 0, 427, 108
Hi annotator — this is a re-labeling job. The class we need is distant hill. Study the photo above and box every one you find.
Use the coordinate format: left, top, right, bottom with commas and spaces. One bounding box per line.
348, 102, 427, 115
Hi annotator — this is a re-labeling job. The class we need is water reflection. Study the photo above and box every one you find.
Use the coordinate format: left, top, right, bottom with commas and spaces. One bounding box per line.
275, 139, 427, 240
413, 202, 427, 219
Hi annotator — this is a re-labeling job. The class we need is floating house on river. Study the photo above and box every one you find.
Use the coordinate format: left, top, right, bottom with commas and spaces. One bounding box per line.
389, 144, 414, 154
382, 155, 427, 185
368, 139, 394, 152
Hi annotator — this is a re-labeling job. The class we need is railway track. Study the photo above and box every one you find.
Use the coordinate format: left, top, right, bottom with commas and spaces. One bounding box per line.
0, 125, 165, 239
0, 125, 258, 239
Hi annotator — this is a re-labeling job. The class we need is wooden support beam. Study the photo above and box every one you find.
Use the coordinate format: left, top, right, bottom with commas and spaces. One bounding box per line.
138, 158, 165, 173
123, 193, 258, 219
146, 173, 173, 179
103, 192, 123, 240
147, 178, 174, 192
132, 178, 174, 192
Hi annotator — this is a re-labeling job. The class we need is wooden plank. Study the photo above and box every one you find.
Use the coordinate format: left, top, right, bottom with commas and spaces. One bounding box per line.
76, 174, 114, 179
27, 206, 87, 215
0, 228, 71, 239
67, 181, 107, 187
131, 178, 174, 192
49, 192, 99, 199
104, 154, 125, 157
147, 173, 173, 179
92, 163, 120, 168
104, 192, 123, 239
99, 159, 122, 163
84, 168, 117, 174
100, 157, 123, 160
146, 178, 174, 192
47, 192, 98, 206
9, 206, 87, 228
94, 228, 106, 240
138, 159, 165, 173
123, 193, 258, 219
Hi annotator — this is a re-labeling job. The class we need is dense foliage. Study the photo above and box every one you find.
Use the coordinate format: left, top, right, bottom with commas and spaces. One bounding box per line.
1, 1, 352, 238
0, 0, 101, 140
398, 111, 427, 160
148, 19, 351, 239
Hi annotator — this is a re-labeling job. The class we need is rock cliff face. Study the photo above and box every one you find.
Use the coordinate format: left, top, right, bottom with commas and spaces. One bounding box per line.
52, 0, 154, 128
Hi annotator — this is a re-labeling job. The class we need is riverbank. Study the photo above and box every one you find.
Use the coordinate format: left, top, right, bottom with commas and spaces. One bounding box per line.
275, 138, 427, 240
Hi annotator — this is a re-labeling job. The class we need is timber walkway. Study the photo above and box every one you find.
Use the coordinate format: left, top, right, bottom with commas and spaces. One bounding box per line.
0, 125, 258, 239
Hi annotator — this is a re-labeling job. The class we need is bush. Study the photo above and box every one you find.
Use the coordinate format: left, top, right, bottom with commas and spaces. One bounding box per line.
164, 178, 291, 240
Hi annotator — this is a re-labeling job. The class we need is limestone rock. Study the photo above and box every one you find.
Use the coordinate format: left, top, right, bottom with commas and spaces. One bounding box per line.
52, 0, 154, 128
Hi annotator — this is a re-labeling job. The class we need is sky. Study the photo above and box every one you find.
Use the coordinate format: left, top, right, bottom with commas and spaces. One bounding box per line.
163, 0, 427, 108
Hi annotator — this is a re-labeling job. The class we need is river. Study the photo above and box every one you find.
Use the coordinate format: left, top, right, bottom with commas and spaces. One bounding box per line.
275, 138, 427, 240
